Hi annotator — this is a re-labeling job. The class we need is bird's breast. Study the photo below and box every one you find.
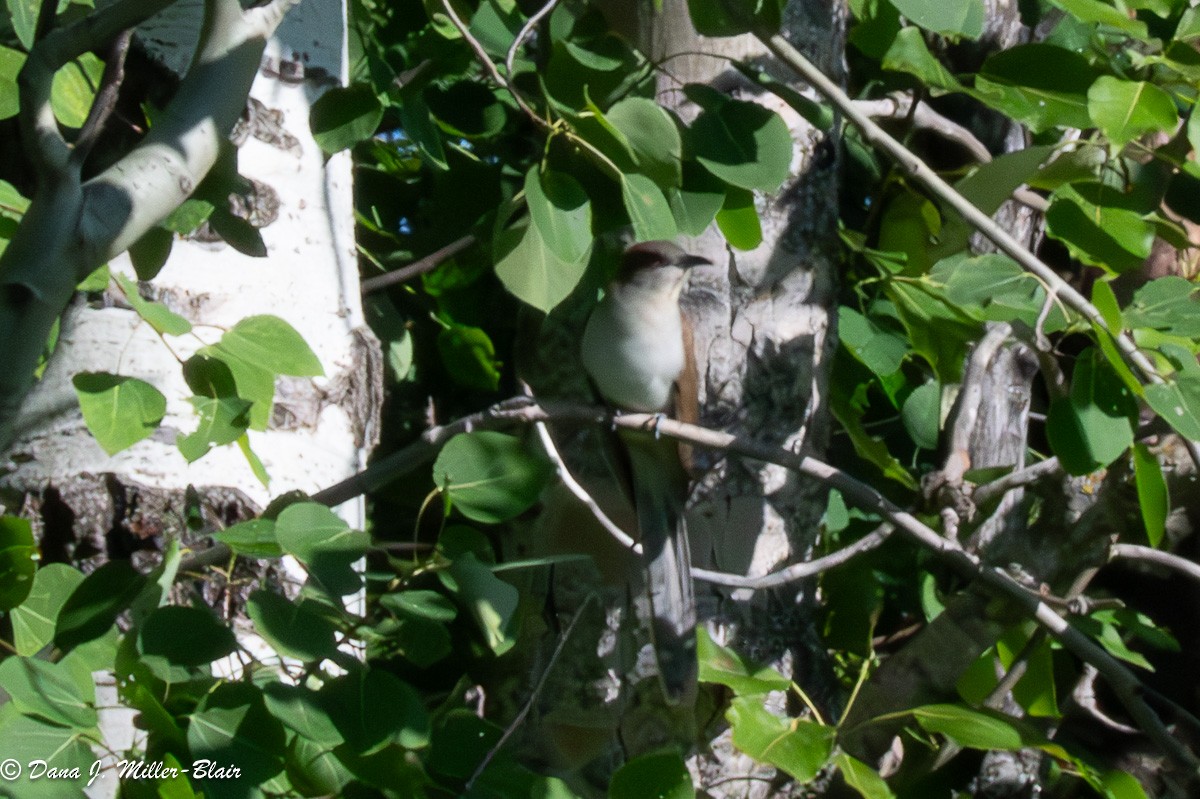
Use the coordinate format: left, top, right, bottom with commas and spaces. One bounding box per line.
582, 294, 685, 412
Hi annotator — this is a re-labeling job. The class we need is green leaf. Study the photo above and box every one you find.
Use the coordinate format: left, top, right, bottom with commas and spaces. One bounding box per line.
127, 226, 173, 280
437, 321, 502, 391
974, 45, 1096, 132
496, 202, 590, 311
262, 683, 343, 746
610, 749, 694, 799
1093, 280, 1123, 333
931, 253, 1066, 330
1132, 443, 1169, 548
188, 683, 286, 786
7, 0, 38, 49
669, 162, 726, 236
831, 371, 920, 490
201, 315, 321, 429
888, 0, 983, 39
380, 589, 459, 622
51, 53, 104, 128
901, 380, 940, 450
0, 714, 96, 798
1094, 770, 1151, 799
56, 560, 147, 652
836, 753, 896, 799
0, 46, 21, 121
139, 605, 237, 667
1048, 0, 1149, 39
397, 95, 448, 170
12, 564, 84, 656
176, 395, 253, 462
607, 97, 683, 188
276, 502, 369, 563
426, 81, 507, 140
212, 517, 281, 558
691, 98, 791, 192
113, 273, 191, 336
697, 627, 791, 695
686, 0, 780, 36
1088, 77, 1177, 150
72, 373, 166, 455
160, 198, 215, 235
322, 668, 431, 753
0, 656, 96, 728
912, 704, 1053, 750
427, 710, 504, 781
311, 83, 384, 153
727, 697, 835, 782
0, 515, 37, 611
881, 27, 965, 94
838, 307, 908, 378
933, 145, 1058, 260
1145, 376, 1200, 439
247, 590, 339, 661
715, 186, 762, 250
440, 553, 519, 655
1046, 348, 1135, 474
1045, 183, 1156, 275
432, 431, 553, 523
621, 173, 677, 241
1124, 276, 1200, 337
212, 315, 324, 377
524, 167, 593, 264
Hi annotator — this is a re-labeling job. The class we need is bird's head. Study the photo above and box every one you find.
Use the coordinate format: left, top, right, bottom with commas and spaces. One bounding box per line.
615, 241, 711, 298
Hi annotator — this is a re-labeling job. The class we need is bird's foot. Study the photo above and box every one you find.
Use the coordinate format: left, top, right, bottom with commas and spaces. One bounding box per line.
651, 412, 667, 440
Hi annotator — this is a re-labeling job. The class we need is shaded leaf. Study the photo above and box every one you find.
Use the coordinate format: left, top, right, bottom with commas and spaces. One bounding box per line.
72, 373, 166, 455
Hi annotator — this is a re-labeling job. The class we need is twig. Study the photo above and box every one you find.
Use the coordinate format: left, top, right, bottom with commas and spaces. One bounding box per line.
185, 397, 1200, 770
1110, 543, 1200, 586
505, 0, 560, 78
691, 523, 895, 588
19, 0, 179, 178
758, 30, 1200, 475
464, 593, 595, 790
756, 34, 1159, 389
439, 0, 546, 129
853, 93, 991, 163
70, 29, 134, 169
972, 457, 1062, 508
532, 417, 636, 550
360, 234, 476, 294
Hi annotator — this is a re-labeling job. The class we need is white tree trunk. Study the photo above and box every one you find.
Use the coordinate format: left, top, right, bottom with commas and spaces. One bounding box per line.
0, 3, 371, 796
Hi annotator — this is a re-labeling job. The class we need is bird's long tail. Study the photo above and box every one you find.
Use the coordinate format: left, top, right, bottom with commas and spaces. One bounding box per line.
622, 429, 697, 704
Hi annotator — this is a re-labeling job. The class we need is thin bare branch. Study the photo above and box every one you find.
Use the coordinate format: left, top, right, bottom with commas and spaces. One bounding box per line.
972, 457, 1062, 508
464, 594, 595, 790
70, 29, 134, 169
360, 234, 476, 294
757, 34, 1160, 389
506, 0, 560, 77
1111, 543, 1200, 586
439, 0, 546, 129
691, 523, 895, 588
19, 0, 179, 178
854, 93, 991, 163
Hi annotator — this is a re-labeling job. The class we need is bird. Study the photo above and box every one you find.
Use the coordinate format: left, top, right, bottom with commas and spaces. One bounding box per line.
581, 240, 710, 703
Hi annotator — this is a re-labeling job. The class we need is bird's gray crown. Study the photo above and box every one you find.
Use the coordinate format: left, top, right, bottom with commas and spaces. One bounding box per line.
618, 241, 711, 281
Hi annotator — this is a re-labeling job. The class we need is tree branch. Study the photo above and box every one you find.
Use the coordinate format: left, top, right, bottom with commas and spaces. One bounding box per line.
360, 234, 476, 294
70, 29, 134, 169
0, 0, 300, 451
19, 0, 181, 180
1110, 543, 1200, 586
755, 34, 1161, 391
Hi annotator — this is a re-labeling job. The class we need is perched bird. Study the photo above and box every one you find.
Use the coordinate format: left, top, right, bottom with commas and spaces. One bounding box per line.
581, 240, 709, 703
